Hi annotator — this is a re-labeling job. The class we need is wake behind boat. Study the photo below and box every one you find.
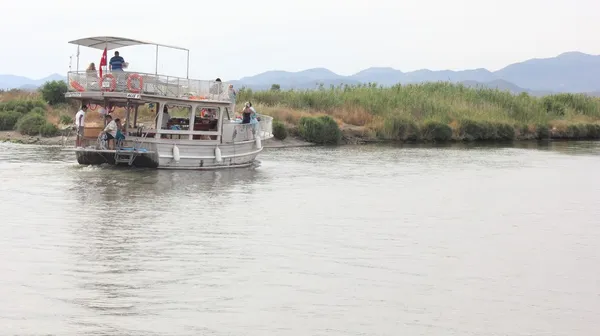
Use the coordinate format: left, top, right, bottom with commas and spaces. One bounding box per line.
63, 36, 273, 170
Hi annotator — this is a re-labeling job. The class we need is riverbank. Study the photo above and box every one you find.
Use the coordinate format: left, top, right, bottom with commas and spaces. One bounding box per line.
4, 82, 600, 146
0, 130, 315, 148
238, 82, 600, 143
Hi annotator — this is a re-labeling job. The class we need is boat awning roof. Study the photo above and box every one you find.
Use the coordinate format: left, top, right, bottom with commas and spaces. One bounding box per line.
68, 36, 188, 51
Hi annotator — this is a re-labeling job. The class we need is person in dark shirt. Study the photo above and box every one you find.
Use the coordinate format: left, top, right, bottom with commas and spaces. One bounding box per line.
109, 51, 125, 71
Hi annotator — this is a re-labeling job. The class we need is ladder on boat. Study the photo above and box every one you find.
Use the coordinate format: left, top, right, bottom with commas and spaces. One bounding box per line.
114, 128, 150, 166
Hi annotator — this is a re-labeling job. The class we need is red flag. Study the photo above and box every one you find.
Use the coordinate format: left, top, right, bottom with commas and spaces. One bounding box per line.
99, 47, 107, 78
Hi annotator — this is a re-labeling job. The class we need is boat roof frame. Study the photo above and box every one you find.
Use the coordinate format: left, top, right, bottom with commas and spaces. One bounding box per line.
68, 36, 188, 52
69, 35, 190, 78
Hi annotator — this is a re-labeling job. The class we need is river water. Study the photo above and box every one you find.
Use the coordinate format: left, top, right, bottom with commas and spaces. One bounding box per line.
1, 141, 599, 336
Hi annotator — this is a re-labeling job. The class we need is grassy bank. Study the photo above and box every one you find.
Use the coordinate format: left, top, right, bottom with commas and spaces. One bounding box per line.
237, 82, 600, 143
3, 81, 600, 145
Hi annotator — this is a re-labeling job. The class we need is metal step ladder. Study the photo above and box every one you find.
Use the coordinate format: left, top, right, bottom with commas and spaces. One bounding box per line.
113, 126, 151, 166
114, 151, 136, 165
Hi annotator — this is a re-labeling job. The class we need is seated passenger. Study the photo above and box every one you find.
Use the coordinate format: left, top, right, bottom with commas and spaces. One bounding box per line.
116, 118, 126, 143
103, 115, 118, 150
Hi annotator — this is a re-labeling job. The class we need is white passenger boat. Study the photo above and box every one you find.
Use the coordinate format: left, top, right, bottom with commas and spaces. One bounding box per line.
63, 36, 272, 169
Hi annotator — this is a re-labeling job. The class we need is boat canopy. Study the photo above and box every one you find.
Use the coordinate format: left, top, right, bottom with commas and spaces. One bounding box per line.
68, 36, 188, 51
68, 35, 190, 78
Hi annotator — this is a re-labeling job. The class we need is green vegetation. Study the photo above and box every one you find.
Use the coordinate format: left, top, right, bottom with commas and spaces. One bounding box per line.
17, 113, 47, 135
0, 91, 63, 137
59, 115, 73, 125
3, 80, 600, 144
298, 115, 342, 144
239, 82, 600, 143
272, 119, 288, 140
39, 80, 68, 106
0, 110, 21, 131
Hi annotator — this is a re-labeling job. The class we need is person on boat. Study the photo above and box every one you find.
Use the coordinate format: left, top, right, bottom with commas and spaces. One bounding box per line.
228, 84, 237, 113
85, 63, 98, 89
210, 78, 223, 95
109, 51, 126, 72
115, 118, 126, 145
86, 63, 97, 77
241, 102, 252, 124
161, 105, 171, 129
75, 104, 88, 147
103, 115, 118, 150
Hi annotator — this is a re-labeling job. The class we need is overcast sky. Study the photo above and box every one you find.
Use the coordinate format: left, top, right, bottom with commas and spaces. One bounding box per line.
1, 0, 598, 80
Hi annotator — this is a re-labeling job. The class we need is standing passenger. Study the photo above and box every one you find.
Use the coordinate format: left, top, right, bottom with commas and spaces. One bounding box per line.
75, 104, 88, 148
109, 51, 125, 71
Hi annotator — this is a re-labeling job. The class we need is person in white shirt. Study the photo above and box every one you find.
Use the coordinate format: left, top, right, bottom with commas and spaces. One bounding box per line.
103, 115, 118, 150
161, 105, 171, 129
75, 105, 88, 147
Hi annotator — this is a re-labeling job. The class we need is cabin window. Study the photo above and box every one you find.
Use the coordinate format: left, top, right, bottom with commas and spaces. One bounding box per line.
192, 106, 219, 140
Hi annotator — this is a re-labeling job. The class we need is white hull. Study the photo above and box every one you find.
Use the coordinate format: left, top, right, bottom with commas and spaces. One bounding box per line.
154, 139, 262, 169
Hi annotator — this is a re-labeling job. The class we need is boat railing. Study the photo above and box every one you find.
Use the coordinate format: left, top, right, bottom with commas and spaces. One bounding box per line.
67, 71, 235, 102
257, 114, 273, 139
225, 114, 273, 143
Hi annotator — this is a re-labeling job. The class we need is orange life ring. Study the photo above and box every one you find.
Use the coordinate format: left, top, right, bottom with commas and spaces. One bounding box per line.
100, 74, 116, 92
70, 80, 85, 92
189, 95, 208, 100
127, 73, 143, 93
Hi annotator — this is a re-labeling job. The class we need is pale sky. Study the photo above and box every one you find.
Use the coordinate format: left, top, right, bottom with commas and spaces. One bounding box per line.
1, 0, 598, 80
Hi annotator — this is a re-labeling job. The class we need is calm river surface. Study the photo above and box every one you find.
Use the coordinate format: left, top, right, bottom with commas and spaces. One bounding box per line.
1, 141, 600, 336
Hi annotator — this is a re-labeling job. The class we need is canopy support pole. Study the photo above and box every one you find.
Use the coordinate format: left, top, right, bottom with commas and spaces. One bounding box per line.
76, 45, 80, 72
155, 45, 159, 76
186, 50, 190, 79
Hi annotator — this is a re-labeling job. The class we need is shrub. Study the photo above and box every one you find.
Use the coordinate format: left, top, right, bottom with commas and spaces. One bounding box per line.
494, 122, 516, 140
318, 115, 342, 144
39, 80, 68, 106
298, 115, 342, 144
570, 124, 588, 138
459, 119, 490, 141
272, 119, 288, 140
17, 112, 46, 135
585, 123, 600, 138
59, 115, 73, 125
0, 110, 21, 130
39, 122, 59, 137
421, 120, 452, 142
1, 99, 46, 114
536, 124, 550, 139
30, 107, 46, 116
379, 116, 420, 141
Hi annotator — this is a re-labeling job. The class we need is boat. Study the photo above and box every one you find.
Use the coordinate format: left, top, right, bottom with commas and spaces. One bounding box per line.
62, 36, 273, 170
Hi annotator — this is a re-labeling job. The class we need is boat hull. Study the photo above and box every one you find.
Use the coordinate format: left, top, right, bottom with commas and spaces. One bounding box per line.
72, 139, 263, 170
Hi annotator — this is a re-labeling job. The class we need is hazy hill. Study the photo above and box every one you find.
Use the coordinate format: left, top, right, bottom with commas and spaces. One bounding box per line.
493, 51, 600, 92
2, 52, 600, 94
0, 73, 65, 90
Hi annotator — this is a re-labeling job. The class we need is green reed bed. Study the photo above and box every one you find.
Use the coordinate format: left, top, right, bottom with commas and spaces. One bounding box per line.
238, 82, 600, 143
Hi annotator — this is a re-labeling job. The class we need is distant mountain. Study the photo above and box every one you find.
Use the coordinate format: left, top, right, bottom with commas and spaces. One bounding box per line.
0, 73, 66, 90
494, 52, 600, 92
230, 51, 600, 93
461, 79, 524, 91
3, 51, 600, 94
